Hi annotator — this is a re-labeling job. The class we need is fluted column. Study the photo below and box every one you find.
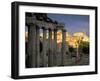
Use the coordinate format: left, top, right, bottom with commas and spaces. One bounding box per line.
48, 29, 53, 67
27, 24, 36, 68
42, 27, 47, 67
61, 29, 66, 66
53, 29, 57, 66
36, 26, 40, 67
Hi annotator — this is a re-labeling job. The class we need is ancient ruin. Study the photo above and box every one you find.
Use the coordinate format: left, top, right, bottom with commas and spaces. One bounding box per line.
25, 13, 67, 68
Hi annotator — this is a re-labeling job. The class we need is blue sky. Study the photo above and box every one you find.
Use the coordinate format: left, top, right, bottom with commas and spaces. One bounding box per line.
48, 13, 89, 36
26, 13, 89, 36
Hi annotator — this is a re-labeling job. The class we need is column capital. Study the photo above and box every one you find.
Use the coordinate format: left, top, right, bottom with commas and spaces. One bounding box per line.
62, 29, 66, 32
48, 28, 52, 31
42, 27, 47, 30
36, 25, 40, 30
54, 28, 58, 32
29, 23, 36, 26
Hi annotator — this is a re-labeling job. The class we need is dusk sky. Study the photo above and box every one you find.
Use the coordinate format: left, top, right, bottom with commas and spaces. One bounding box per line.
26, 13, 89, 36
48, 13, 89, 36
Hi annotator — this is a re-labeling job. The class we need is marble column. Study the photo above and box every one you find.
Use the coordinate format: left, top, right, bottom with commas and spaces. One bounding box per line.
48, 29, 53, 67
36, 26, 40, 67
27, 24, 36, 68
42, 27, 47, 67
61, 29, 66, 66
53, 29, 57, 66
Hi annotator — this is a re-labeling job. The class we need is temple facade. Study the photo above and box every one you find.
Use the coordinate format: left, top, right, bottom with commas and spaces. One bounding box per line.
25, 13, 68, 68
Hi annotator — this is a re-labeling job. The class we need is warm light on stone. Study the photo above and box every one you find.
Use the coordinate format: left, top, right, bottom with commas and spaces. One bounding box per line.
25, 31, 89, 48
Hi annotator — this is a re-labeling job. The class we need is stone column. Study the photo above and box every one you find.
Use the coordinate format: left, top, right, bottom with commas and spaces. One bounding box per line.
48, 29, 53, 67
36, 26, 40, 67
61, 29, 66, 66
53, 29, 57, 66
42, 27, 47, 67
27, 24, 36, 68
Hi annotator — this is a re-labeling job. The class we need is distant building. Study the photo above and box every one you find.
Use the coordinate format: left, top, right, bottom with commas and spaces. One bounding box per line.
25, 31, 89, 48
68, 32, 89, 48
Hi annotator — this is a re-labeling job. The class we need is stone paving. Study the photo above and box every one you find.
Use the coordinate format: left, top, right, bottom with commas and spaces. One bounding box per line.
56, 52, 89, 66
39, 52, 89, 67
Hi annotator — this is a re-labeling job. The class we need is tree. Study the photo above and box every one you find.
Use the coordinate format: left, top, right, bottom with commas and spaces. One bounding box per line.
68, 46, 76, 57
80, 42, 89, 54
74, 36, 83, 62
69, 46, 74, 53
